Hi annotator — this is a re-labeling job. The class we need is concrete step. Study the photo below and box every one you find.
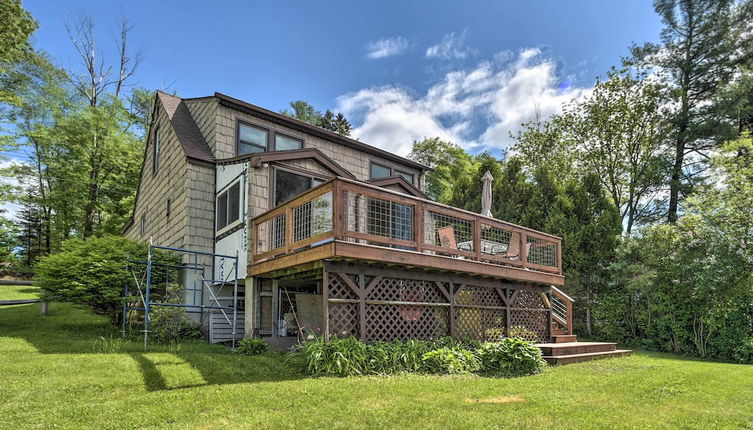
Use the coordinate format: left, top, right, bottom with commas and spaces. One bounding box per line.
542, 349, 632, 365
535, 341, 616, 356
552, 334, 577, 343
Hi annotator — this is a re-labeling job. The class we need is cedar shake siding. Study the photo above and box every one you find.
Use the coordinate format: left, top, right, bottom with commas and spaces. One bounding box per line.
124, 90, 429, 276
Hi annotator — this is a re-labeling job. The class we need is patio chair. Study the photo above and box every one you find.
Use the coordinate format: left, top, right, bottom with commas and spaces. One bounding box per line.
437, 226, 472, 257
497, 232, 521, 260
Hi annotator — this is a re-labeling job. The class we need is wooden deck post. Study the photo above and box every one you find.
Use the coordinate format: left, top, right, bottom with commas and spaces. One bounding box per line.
322, 269, 330, 341
244, 277, 256, 338
358, 273, 367, 341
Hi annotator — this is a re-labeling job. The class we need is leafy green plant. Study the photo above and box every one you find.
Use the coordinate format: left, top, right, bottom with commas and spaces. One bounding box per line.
150, 306, 202, 342
35, 236, 179, 324
508, 325, 539, 341
478, 338, 547, 377
237, 338, 269, 356
301, 337, 367, 376
421, 347, 480, 374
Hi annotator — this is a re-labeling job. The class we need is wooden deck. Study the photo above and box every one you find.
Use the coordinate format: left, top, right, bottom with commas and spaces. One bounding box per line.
249, 178, 564, 286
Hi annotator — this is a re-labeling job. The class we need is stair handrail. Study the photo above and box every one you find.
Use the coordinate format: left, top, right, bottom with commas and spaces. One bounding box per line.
551, 286, 574, 335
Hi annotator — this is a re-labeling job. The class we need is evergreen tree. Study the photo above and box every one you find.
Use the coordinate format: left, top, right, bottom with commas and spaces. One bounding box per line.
632, 0, 753, 222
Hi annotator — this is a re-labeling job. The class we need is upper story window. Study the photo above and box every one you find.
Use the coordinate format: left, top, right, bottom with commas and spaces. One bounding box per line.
217, 181, 241, 231
370, 162, 392, 180
152, 126, 160, 174
395, 169, 415, 184
274, 168, 324, 206
238, 122, 268, 155
275, 134, 303, 151
140, 213, 147, 235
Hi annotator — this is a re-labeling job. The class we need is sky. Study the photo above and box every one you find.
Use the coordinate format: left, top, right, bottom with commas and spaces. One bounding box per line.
21, 0, 663, 159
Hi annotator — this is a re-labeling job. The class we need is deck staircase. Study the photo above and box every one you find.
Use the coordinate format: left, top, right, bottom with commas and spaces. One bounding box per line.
536, 336, 632, 365
541, 287, 631, 364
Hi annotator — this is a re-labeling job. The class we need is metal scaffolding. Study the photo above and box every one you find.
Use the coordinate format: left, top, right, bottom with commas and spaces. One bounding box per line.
123, 243, 240, 349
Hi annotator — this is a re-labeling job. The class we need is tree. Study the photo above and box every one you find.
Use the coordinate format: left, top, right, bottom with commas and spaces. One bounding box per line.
0, 0, 37, 65
35, 236, 178, 324
280, 100, 352, 137
280, 100, 321, 125
632, 0, 753, 222
408, 137, 477, 203
561, 69, 669, 235
64, 12, 143, 237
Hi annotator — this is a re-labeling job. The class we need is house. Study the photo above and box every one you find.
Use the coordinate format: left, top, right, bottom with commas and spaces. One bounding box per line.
124, 90, 628, 362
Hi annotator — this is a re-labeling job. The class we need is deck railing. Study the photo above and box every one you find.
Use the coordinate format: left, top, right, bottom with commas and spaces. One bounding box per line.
550, 286, 574, 335
252, 178, 562, 276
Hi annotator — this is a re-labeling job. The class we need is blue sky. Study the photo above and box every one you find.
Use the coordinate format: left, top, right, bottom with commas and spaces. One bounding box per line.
23, 0, 662, 157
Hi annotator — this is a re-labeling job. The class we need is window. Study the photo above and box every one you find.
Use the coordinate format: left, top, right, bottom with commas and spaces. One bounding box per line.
395, 170, 415, 184
370, 162, 392, 179
274, 168, 323, 206
152, 126, 160, 174
166, 199, 171, 220
140, 214, 146, 235
216, 181, 241, 231
275, 134, 303, 151
237, 122, 268, 155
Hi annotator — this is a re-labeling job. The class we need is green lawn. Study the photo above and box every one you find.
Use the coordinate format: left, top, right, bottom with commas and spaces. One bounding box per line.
1, 303, 752, 429
0, 284, 39, 301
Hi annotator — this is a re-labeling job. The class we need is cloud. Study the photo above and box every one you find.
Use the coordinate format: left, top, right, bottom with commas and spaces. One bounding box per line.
337, 48, 592, 157
365, 37, 409, 59
426, 29, 475, 60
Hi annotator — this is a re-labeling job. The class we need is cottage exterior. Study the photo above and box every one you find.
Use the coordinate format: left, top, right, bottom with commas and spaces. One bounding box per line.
124, 91, 578, 350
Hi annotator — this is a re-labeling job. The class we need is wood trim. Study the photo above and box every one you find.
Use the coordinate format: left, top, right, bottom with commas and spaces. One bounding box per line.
342, 231, 416, 249
248, 242, 335, 276
323, 261, 550, 292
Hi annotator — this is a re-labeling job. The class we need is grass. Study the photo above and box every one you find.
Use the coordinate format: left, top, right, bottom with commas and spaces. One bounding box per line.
1, 303, 752, 429
0, 284, 40, 301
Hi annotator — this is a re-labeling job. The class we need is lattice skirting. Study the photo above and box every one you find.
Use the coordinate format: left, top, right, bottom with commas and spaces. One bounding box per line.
325, 265, 551, 343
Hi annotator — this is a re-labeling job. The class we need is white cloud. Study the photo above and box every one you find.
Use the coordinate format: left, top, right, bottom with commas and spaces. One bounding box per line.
426, 29, 475, 60
337, 48, 592, 157
365, 37, 409, 59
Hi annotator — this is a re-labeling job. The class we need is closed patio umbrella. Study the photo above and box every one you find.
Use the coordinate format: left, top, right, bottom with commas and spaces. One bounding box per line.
481, 170, 493, 217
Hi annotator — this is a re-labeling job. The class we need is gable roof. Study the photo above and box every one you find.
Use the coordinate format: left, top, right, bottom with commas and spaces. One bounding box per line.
212, 92, 429, 172
218, 148, 357, 179
367, 175, 428, 198
157, 91, 214, 164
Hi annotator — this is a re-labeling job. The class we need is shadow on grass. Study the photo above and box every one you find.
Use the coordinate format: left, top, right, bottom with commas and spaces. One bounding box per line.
0, 303, 306, 392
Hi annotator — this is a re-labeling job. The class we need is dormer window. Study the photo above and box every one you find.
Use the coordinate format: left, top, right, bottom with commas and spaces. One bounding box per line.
274, 134, 303, 151
395, 170, 415, 184
370, 162, 391, 179
237, 122, 268, 155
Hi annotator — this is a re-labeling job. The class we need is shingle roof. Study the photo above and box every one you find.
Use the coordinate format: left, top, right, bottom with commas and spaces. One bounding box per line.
157, 91, 214, 163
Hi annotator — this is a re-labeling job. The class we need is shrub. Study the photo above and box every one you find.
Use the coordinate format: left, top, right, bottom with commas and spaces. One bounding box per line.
421, 347, 480, 374
237, 338, 270, 355
301, 337, 367, 376
478, 338, 547, 377
35, 236, 178, 324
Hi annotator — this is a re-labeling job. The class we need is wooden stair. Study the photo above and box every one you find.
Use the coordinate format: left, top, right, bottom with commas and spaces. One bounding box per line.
536, 337, 631, 365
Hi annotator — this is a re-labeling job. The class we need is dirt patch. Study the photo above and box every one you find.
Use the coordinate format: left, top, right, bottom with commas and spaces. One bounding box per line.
465, 395, 524, 404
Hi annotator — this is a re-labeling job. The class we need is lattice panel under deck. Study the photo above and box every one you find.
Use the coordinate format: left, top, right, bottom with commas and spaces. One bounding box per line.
328, 274, 358, 300
366, 278, 446, 304
454, 285, 505, 307
508, 310, 549, 342
328, 302, 359, 339
455, 307, 506, 341
365, 304, 448, 342
512, 290, 547, 310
